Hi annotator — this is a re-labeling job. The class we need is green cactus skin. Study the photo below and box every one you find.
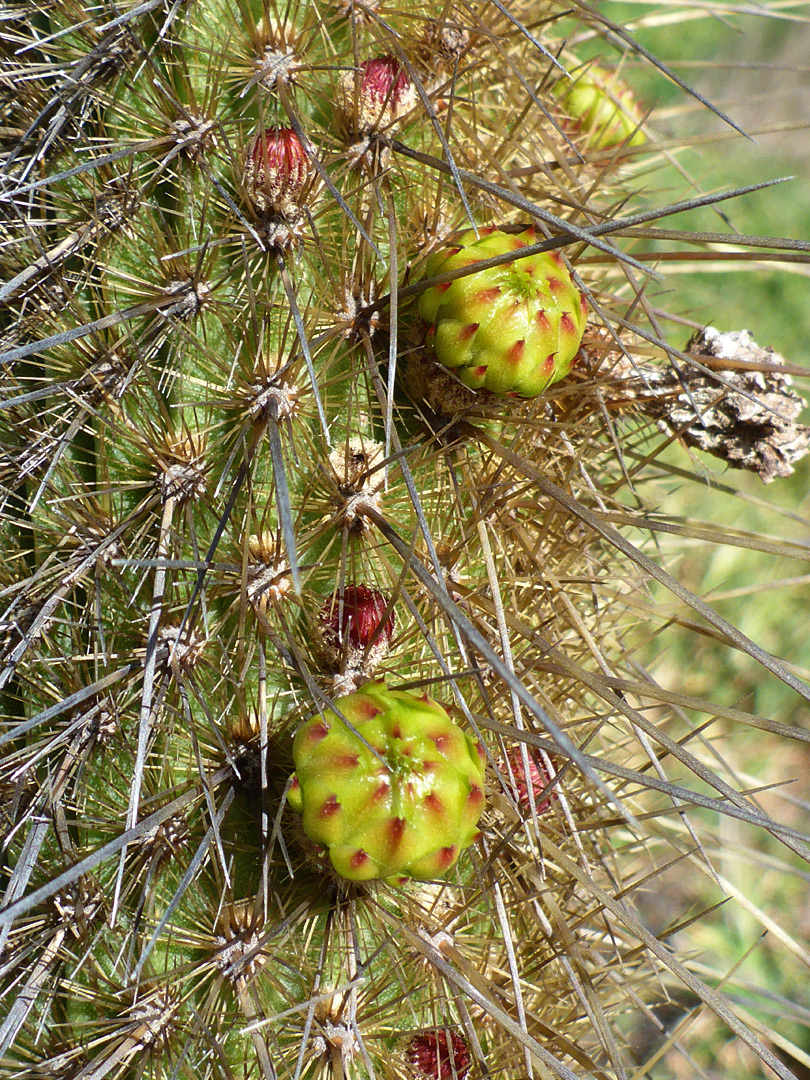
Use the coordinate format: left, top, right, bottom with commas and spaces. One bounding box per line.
288, 683, 485, 881
553, 65, 647, 151
417, 227, 588, 397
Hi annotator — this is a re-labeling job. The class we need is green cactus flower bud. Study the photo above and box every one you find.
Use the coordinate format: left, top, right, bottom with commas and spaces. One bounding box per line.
417, 227, 587, 398
287, 683, 486, 882
553, 65, 647, 151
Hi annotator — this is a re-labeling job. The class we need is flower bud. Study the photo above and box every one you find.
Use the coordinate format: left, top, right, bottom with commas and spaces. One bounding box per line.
406, 1029, 471, 1080
317, 586, 395, 686
287, 682, 486, 882
245, 127, 312, 217
503, 746, 557, 813
336, 56, 417, 137
322, 585, 395, 653
418, 227, 588, 398
553, 65, 646, 152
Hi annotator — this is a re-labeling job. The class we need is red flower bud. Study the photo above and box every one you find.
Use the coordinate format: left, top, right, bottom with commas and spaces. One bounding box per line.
245, 127, 312, 217
336, 56, 417, 136
322, 585, 394, 652
361, 56, 412, 108
406, 1029, 471, 1080
503, 746, 557, 813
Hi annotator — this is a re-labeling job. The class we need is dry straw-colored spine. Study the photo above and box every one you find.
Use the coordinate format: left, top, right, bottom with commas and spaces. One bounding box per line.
1, 1, 809, 1078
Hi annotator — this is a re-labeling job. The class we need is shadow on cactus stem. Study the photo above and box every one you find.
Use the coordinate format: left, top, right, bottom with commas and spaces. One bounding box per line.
1, 1, 809, 1078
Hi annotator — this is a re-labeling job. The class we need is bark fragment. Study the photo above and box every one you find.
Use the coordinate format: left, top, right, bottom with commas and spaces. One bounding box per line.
617, 327, 810, 482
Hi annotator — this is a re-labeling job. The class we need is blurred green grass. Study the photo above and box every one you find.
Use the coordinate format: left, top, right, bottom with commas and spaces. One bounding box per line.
591, 1, 810, 361
585, 0, 810, 717
584, 5, 810, 1073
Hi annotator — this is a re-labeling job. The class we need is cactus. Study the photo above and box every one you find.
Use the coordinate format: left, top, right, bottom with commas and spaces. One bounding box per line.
1, 1, 809, 1078
287, 682, 485, 881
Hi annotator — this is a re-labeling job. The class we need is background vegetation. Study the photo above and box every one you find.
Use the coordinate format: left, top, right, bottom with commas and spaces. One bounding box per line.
605, 5, 810, 1073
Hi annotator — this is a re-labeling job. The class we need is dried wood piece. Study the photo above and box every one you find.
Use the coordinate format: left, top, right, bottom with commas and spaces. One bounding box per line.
617, 328, 810, 482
